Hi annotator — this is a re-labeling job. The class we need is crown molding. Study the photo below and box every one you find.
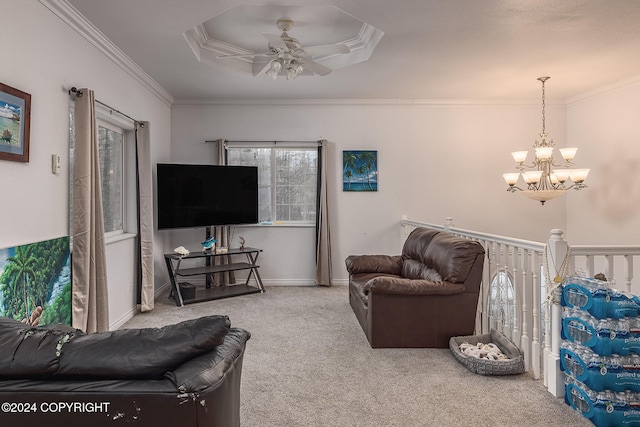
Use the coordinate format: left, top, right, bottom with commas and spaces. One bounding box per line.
39, 0, 174, 106
566, 73, 640, 107
171, 97, 559, 108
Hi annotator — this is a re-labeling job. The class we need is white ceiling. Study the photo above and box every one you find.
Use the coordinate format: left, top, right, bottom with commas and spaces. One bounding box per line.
65, 0, 640, 102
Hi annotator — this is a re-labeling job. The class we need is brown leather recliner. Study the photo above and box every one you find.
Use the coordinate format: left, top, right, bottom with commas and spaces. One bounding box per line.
346, 227, 485, 348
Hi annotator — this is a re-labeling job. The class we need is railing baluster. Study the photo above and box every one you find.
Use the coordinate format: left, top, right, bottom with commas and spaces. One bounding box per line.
605, 255, 614, 283
495, 242, 501, 330
625, 255, 634, 294
531, 250, 541, 380
586, 255, 595, 277
480, 238, 490, 334
488, 241, 498, 332
511, 245, 520, 345
521, 250, 530, 373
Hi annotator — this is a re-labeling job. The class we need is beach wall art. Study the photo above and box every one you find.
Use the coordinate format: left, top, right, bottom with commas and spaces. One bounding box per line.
343, 150, 378, 192
0, 82, 31, 163
0, 236, 71, 326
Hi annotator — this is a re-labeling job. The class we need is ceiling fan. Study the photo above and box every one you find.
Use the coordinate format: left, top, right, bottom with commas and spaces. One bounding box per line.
218, 18, 351, 79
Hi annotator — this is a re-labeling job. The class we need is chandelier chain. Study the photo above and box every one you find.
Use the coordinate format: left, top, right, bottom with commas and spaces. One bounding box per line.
541, 79, 546, 134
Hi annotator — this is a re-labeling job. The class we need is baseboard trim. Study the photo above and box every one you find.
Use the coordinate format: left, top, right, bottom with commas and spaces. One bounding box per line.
110, 307, 138, 330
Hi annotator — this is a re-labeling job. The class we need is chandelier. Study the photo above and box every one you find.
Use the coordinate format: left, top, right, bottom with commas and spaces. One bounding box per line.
503, 76, 589, 205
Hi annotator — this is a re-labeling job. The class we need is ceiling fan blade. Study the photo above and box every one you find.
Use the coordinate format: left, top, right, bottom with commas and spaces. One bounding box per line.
263, 33, 288, 50
254, 61, 273, 77
301, 43, 350, 57
299, 57, 332, 76
217, 52, 273, 59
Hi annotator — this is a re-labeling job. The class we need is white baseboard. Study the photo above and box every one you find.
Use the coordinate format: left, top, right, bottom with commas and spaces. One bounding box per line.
110, 307, 138, 330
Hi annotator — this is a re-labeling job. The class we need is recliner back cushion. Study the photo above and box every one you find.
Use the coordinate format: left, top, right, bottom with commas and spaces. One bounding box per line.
423, 233, 485, 283
401, 259, 443, 281
57, 315, 231, 379
0, 315, 231, 380
402, 228, 440, 261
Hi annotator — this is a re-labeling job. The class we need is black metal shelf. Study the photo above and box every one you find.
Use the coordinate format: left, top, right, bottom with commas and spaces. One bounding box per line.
179, 284, 262, 304
175, 262, 257, 276
164, 247, 264, 307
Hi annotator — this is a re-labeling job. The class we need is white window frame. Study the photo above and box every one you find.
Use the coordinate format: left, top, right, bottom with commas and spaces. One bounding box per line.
97, 118, 126, 239
226, 141, 319, 226
69, 103, 137, 243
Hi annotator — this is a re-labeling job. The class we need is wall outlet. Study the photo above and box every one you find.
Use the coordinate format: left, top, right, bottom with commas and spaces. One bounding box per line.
52, 154, 61, 175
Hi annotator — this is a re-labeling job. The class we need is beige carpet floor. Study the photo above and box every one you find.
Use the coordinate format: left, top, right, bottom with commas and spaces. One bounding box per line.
122, 285, 591, 427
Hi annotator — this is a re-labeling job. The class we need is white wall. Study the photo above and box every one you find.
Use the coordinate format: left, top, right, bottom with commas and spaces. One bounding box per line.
0, 2, 171, 328
566, 78, 640, 245
170, 101, 570, 284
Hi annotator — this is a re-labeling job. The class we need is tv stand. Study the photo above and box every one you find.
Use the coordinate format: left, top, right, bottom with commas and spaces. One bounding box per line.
164, 247, 264, 306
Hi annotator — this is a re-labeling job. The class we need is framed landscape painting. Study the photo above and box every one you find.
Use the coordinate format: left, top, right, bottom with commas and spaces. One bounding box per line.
0, 82, 31, 163
343, 150, 378, 191
0, 236, 71, 326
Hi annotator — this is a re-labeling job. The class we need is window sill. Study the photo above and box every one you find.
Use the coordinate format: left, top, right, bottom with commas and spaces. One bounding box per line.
106, 232, 137, 245
236, 222, 315, 228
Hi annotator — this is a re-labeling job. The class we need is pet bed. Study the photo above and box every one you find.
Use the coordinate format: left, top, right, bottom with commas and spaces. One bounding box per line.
449, 329, 525, 376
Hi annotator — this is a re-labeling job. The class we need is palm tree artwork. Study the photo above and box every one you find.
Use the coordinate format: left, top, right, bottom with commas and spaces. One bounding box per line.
0, 236, 72, 326
343, 150, 378, 191
7, 245, 37, 322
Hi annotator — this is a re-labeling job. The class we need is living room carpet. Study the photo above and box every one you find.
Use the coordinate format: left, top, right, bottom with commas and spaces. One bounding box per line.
122, 285, 590, 427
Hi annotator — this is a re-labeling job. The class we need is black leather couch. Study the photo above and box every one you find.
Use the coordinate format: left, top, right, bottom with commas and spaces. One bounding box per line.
0, 315, 249, 426
346, 227, 485, 348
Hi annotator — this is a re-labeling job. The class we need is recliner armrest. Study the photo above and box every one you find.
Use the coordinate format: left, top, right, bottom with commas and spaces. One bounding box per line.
364, 276, 464, 296
345, 255, 402, 276
165, 328, 250, 393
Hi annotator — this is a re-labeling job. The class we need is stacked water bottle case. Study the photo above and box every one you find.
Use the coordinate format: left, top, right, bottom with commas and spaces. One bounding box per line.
561, 276, 640, 427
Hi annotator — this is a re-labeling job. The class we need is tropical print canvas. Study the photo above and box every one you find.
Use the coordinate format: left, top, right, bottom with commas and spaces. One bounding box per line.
343, 150, 378, 192
0, 236, 71, 326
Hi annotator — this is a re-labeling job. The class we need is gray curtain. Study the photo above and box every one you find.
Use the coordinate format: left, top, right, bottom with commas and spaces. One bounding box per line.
211, 138, 235, 285
72, 88, 109, 332
136, 121, 155, 311
315, 140, 332, 286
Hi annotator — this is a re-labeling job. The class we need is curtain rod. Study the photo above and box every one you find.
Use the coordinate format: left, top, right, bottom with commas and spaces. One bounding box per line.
205, 140, 321, 144
68, 87, 144, 127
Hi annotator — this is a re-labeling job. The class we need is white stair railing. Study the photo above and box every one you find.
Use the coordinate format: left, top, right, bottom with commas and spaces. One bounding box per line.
400, 216, 640, 397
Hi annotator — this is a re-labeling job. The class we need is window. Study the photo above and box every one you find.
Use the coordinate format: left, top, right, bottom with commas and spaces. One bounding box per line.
97, 121, 124, 234
489, 270, 515, 330
227, 144, 318, 224
69, 106, 133, 239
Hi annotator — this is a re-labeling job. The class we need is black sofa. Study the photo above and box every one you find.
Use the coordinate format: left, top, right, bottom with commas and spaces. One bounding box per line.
0, 315, 249, 426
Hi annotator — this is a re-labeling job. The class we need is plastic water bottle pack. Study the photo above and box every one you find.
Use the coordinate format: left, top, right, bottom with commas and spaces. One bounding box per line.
565, 375, 640, 427
561, 308, 640, 356
562, 276, 640, 320
561, 341, 640, 392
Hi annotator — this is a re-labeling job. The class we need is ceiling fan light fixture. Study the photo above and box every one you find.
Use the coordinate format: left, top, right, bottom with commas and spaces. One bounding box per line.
290, 59, 304, 74
266, 58, 283, 79
286, 66, 297, 80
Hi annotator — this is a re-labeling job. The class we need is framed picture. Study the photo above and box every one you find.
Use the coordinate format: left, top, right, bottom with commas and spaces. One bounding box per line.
343, 150, 378, 191
0, 82, 31, 163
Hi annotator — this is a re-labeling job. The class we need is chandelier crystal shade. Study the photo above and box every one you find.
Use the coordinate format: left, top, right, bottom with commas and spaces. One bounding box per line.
503, 76, 589, 205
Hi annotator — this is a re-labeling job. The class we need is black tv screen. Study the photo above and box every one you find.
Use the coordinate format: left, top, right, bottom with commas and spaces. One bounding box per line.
157, 163, 258, 229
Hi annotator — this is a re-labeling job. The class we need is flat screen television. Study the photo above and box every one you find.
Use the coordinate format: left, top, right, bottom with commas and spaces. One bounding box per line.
157, 163, 258, 229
